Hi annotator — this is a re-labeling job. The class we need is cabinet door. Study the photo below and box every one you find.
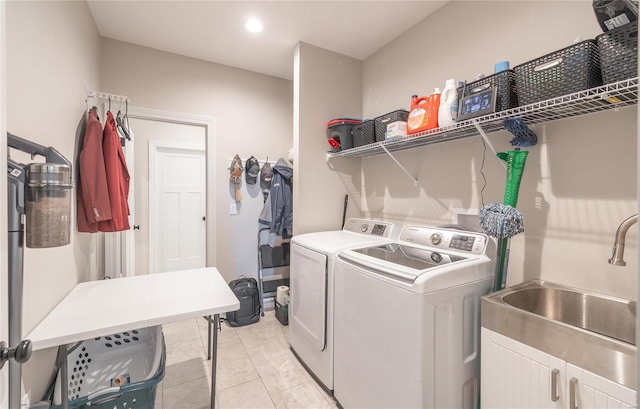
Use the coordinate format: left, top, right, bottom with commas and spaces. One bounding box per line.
481, 328, 565, 409
566, 363, 635, 409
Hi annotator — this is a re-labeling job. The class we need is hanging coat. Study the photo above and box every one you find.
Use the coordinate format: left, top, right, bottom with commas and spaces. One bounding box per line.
258, 190, 272, 226
270, 158, 293, 237
77, 108, 112, 233
99, 111, 131, 232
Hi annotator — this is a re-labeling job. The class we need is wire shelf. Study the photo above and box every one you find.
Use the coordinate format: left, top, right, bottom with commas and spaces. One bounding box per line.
327, 77, 638, 159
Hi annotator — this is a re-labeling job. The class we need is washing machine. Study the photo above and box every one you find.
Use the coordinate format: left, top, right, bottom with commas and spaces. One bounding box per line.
333, 225, 495, 409
289, 218, 395, 393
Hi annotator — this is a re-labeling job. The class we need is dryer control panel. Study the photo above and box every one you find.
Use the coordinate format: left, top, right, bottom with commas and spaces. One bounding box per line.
343, 218, 394, 238
399, 226, 488, 256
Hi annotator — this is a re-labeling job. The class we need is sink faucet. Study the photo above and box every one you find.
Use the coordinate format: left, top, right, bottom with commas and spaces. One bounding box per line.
608, 214, 638, 266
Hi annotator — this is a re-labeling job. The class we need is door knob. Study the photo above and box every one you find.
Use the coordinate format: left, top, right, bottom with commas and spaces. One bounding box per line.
0, 339, 32, 369
202, 216, 206, 221
133, 225, 140, 230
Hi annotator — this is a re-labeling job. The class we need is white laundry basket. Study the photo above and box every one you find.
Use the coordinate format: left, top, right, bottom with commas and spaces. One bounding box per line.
52, 326, 165, 409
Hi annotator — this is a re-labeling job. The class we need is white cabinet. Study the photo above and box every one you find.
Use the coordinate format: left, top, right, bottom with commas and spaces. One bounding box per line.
481, 327, 564, 408
481, 328, 635, 409
566, 363, 636, 409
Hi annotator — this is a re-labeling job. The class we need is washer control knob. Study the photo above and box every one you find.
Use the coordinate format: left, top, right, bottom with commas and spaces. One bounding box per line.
361, 224, 369, 233
431, 252, 442, 263
430, 233, 442, 245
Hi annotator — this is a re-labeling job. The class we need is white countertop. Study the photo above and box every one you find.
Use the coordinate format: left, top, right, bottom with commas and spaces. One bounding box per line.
26, 267, 240, 350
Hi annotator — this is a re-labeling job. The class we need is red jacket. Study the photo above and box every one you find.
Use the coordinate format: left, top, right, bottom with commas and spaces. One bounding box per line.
99, 111, 131, 232
77, 109, 112, 233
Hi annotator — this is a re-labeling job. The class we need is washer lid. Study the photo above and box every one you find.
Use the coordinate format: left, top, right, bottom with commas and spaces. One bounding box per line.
293, 230, 393, 255
338, 242, 492, 289
291, 218, 395, 255
352, 243, 468, 271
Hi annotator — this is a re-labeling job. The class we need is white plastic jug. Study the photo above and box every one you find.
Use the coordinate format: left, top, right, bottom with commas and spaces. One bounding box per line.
438, 79, 457, 128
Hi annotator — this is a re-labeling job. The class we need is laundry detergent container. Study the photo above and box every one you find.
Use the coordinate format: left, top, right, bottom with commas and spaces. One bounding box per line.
326, 118, 362, 152
52, 326, 165, 409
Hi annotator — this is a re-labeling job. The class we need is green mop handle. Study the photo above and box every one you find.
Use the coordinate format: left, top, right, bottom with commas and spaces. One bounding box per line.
498, 150, 529, 208
494, 150, 529, 291
495, 239, 511, 291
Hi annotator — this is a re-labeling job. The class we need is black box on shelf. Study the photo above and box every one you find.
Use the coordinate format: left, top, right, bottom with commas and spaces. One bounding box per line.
275, 301, 288, 326
514, 40, 602, 106
457, 69, 518, 117
352, 120, 376, 147
596, 21, 638, 84
326, 118, 361, 152
374, 110, 409, 142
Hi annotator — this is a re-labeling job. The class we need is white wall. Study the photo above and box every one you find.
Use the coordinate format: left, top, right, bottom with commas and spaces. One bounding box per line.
100, 39, 293, 283
294, 42, 363, 235
359, 1, 637, 299
6, 0, 102, 401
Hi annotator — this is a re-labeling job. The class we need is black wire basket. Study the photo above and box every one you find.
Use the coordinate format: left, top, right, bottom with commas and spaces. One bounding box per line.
275, 301, 289, 326
457, 69, 518, 114
514, 40, 602, 106
352, 120, 376, 147
596, 21, 638, 84
374, 110, 408, 142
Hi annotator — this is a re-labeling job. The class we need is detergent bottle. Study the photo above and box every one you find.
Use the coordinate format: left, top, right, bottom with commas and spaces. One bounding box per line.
407, 94, 430, 135
428, 88, 441, 129
407, 89, 441, 135
438, 79, 457, 127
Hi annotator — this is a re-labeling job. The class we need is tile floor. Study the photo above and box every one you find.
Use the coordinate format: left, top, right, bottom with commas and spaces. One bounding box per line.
155, 312, 338, 409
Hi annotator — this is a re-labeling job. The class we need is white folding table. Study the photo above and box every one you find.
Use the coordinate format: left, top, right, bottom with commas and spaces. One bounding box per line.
26, 267, 239, 409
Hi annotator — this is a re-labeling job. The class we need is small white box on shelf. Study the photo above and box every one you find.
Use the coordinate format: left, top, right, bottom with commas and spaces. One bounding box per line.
385, 121, 407, 140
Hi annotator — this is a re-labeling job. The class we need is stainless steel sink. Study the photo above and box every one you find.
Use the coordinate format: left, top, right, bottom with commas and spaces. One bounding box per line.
501, 285, 636, 345
482, 280, 637, 389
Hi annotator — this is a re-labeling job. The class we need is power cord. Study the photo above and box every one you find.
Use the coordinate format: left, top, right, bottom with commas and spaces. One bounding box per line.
480, 133, 488, 207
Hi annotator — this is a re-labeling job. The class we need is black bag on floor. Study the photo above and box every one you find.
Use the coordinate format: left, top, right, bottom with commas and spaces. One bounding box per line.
226, 276, 260, 327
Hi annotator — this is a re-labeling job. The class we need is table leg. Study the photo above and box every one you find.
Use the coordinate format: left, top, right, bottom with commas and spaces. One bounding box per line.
207, 316, 212, 360
210, 314, 219, 409
58, 344, 69, 409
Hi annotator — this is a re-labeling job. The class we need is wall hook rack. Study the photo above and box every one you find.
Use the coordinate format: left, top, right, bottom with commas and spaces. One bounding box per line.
85, 85, 130, 103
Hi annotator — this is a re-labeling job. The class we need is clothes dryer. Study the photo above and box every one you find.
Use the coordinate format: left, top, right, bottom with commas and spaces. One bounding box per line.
333, 225, 494, 409
289, 218, 395, 393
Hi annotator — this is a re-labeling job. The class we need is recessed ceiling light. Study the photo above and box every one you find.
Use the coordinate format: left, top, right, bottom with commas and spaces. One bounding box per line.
245, 18, 263, 33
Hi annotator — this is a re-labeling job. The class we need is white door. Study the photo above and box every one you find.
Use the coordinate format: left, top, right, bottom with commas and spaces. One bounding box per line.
127, 116, 208, 275
150, 143, 206, 273
122, 123, 135, 276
